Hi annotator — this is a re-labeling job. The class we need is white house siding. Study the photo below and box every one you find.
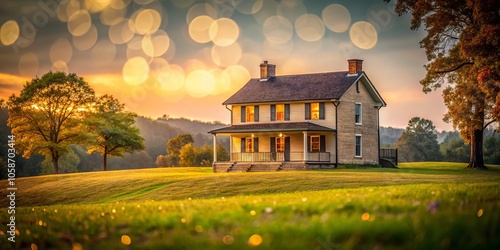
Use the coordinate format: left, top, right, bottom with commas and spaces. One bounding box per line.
232, 102, 336, 129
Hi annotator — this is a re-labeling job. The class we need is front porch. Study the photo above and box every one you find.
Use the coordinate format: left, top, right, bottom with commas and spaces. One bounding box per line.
209, 122, 337, 172
230, 152, 331, 162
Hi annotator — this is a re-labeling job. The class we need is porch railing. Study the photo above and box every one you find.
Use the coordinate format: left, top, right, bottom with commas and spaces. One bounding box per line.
380, 148, 398, 166
230, 152, 331, 162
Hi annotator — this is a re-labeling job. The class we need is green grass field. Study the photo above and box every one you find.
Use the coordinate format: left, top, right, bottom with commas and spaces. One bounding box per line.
1, 163, 499, 249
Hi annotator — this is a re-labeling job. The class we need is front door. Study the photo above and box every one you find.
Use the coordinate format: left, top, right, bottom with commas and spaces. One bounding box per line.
272, 137, 290, 161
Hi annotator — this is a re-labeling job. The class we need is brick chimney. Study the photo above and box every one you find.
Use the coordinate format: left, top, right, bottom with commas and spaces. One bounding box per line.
260, 60, 276, 81
348, 59, 363, 74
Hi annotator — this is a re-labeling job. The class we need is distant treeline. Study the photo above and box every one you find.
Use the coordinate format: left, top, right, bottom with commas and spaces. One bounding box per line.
1, 105, 498, 177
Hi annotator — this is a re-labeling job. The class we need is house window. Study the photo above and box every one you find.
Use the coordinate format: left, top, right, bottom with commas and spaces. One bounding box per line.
245, 138, 254, 153
271, 104, 290, 121
310, 135, 320, 152
276, 137, 285, 152
305, 102, 325, 120
241, 105, 259, 122
276, 104, 285, 121
311, 103, 320, 120
355, 135, 362, 157
246, 106, 255, 122
355, 103, 362, 124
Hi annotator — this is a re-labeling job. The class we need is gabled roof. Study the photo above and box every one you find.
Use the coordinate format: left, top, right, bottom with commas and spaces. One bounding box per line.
223, 71, 364, 105
209, 122, 335, 134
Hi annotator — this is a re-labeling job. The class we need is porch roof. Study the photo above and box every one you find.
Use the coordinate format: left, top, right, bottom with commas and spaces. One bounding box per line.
209, 122, 335, 134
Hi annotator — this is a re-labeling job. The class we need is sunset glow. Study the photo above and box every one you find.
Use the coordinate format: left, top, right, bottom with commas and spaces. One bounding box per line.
0, 0, 449, 130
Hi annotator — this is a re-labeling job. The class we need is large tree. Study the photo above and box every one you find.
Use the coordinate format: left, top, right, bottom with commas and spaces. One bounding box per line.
396, 117, 441, 162
387, 0, 500, 169
7, 72, 95, 174
85, 95, 145, 171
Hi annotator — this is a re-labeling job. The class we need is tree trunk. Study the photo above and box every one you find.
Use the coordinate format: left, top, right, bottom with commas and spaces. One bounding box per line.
467, 129, 487, 169
52, 150, 59, 174
103, 146, 107, 171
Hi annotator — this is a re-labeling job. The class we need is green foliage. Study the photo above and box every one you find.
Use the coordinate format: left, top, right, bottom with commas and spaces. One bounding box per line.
167, 134, 194, 156
440, 132, 469, 163
7, 71, 95, 174
85, 95, 145, 171
396, 117, 442, 162
156, 154, 178, 167
484, 134, 500, 164
41, 149, 79, 174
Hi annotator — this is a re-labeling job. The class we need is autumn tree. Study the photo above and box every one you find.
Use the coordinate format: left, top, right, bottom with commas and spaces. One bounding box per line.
387, 0, 500, 169
85, 95, 145, 171
7, 72, 95, 174
396, 117, 441, 162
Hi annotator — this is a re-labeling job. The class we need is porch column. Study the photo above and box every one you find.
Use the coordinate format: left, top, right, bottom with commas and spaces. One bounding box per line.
229, 135, 233, 161
303, 131, 308, 162
212, 134, 217, 163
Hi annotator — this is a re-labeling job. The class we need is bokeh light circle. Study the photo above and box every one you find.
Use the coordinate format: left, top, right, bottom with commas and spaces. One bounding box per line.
186, 3, 217, 25
142, 30, 170, 57
322, 4, 351, 33
68, 10, 92, 36
0, 20, 20, 46
123, 57, 150, 85
234, 0, 263, 14
211, 43, 242, 67
73, 24, 98, 51
134, 9, 162, 35
188, 15, 214, 44
263, 16, 293, 45
349, 21, 378, 49
222, 65, 251, 92
295, 14, 325, 42
209, 18, 240, 47
101, 5, 126, 26
108, 18, 134, 44
50, 38, 73, 64
157, 64, 185, 91
185, 70, 215, 98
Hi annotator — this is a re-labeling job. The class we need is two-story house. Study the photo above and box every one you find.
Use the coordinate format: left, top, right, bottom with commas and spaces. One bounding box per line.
209, 59, 387, 172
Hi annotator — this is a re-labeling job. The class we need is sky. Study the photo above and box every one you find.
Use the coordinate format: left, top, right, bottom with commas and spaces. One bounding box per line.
0, 0, 453, 131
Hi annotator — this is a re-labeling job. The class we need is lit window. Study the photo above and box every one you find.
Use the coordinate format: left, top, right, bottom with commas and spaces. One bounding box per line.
311, 103, 320, 120
355, 103, 362, 124
310, 135, 320, 152
355, 135, 362, 157
276, 104, 285, 121
246, 106, 255, 122
246, 138, 254, 153
276, 137, 285, 152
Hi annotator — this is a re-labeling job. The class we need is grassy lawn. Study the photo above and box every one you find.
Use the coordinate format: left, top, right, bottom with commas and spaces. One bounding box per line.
1, 162, 499, 249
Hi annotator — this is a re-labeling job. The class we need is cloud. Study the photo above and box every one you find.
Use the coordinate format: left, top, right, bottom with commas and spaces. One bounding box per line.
0, 73, 27, 99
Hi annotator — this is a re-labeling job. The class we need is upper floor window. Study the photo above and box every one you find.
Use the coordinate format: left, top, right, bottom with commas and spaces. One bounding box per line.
271, 104, 290, 121
355, 103, 362, 124
305, 102, 325, 120
241, 105, 259, 122
247, 106, 255, 122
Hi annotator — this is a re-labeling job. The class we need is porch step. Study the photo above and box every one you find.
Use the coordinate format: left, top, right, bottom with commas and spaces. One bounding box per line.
278, 162, 306, 171
230, 164, 252, 172
247, 163, 283, 172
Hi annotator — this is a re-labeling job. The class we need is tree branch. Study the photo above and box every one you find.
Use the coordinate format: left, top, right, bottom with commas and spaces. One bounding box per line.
484, 120, 496, 130
432, 61, 474, 74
